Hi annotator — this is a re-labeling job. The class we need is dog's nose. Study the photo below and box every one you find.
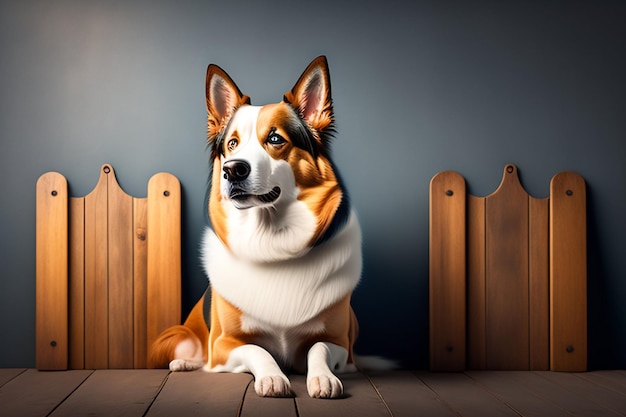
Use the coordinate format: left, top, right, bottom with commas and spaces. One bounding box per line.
223, 159, 251, 182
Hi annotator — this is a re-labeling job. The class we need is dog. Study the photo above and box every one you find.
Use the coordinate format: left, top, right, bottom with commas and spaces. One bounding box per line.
150, 56, 366, 399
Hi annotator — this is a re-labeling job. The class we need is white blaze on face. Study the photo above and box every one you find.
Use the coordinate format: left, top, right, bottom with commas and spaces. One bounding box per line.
219, 105, 317, 262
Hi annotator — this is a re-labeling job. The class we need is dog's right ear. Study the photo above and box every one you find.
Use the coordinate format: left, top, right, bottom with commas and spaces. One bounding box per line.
206, 64, 250, 139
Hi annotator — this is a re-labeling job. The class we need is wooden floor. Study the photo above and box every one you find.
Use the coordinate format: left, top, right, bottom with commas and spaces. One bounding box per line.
1, 369, 624, 417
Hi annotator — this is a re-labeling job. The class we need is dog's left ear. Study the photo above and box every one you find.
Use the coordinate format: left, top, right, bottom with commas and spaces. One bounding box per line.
284, 56, 334, 136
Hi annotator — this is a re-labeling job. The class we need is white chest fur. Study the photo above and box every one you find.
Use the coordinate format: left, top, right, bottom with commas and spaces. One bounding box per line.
201, 211, 362, 328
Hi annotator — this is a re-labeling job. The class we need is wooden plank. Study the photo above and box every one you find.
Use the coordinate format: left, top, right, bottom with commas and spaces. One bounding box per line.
69, 197, 85, 370
133, 198, 149, 369
508, 371, 622, 417
466, 371, 571, 417
529, 197, 549, 370
429, 171, 466, 371
293, 373, 390, 417
0, 369, 92, 417
107, 166, 135, 369
577, 370, 626, 394
417, 372, 519, 417
239, 378, 297, 417
485, 164, 529, 370
538, 371, 626, 416
50, 369, 169, 417
467, 195, 486, 370
84, 165, 110, 369
367, 371, 457, 417
146, 371, 251, 417
36, 171, 69, 370
0, 369, 26, 388
550, 171, 587, 371
147, 172, 181, 355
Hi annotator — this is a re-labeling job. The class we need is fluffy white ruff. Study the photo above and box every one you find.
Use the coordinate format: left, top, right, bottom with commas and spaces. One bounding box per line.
201, 211, 362, 328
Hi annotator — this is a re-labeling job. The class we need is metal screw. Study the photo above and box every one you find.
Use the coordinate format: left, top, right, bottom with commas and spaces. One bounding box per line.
50, 341, 57, 347
566, 345, 574, 353
446, 190, 454, 196
163, 190, 170, 197
566, 190, 573, 196
51, 190, 57, 196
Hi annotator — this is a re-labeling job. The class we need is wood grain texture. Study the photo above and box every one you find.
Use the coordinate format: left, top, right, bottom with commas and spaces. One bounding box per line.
133, 198, 149, 369
36, 172, 69, 370
550, 172, 587, 371
84, 165, 110, 369
429, 171, 466, 371
485, 164, 529, 370
107, 168, 134, 368
69, 197, 86, 370
467, 195, 486, 370
146, 172, 181, 355
529, 197, 549, 370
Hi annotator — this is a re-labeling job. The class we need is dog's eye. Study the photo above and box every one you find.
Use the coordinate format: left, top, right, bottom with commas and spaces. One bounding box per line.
227, 138, 238, 152
267, 133, 286, 147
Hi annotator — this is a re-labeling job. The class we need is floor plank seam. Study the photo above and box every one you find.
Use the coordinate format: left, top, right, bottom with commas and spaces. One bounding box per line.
364, 372, 395, 417
44, 369, 95, 417
236, 376, 255, 417
411, 371, 463, 417
0, 368, 28, 389
463, 372, 525, 417
141, 370, 172, 417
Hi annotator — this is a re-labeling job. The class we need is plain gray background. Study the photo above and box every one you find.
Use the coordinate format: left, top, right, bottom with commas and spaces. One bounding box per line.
1, 0, 624, 369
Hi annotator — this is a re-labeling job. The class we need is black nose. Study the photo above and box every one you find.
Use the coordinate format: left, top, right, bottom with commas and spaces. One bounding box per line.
223, 159, 251, 182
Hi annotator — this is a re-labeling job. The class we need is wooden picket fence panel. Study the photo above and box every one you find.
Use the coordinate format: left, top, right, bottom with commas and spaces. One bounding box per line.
36, 164, 181, 370
430, 164, 586, 372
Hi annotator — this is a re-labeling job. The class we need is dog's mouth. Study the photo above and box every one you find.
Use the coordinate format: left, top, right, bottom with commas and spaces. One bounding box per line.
229, 186, 282, 208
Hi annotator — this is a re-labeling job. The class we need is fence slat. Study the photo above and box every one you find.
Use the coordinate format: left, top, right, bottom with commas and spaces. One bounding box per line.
485, 164, 529, 370
107, 166, 134, 368
147, 172, 182, 360
467, 195, 486, 370
550, 172, 587, 371
69, 197, 86, 369
429, 171, 466, 371
36, 172, 69, 370
84, 165, 110, 369
133, 198, 148, 369
529, 196, 549, 370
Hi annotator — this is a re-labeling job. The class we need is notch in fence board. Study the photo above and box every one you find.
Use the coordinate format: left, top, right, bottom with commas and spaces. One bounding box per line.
36, 172, 69, 370
550, 172, 587, 371
429, 171, 466, 371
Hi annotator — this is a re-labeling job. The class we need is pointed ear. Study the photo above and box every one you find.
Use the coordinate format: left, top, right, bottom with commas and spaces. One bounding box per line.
206, 64, 250, 138
283, 56, 334, 134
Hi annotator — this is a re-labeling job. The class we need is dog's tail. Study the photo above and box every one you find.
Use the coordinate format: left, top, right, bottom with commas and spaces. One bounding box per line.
148, 325, 199, 368
148, 293, 210, 369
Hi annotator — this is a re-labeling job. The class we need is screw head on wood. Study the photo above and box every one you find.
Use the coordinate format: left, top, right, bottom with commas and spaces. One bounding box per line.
446, 345, 454, 353
163, 190, 170, 197
566, 190, 573, 196
446, 190, 454, 196
51, 190, 57, 196
566, 345, 574, 353
50, 341, 57, 347
103, 166, 111, 174
507, 165, 514, 173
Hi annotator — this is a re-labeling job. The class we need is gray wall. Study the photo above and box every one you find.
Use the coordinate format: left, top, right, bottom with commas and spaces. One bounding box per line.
1, 0, 624, 369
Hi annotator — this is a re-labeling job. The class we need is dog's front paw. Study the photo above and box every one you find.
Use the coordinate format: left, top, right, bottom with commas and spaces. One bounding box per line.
255, 375, 293, 397
169, 359, 204, 372
307, 374, 343, 398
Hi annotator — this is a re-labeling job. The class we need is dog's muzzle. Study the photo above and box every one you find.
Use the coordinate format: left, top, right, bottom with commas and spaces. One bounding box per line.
223, 159, 281, 208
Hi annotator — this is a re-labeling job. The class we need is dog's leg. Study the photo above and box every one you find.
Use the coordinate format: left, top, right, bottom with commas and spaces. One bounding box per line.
205, 344, 292, 397
306, 342, 348, 398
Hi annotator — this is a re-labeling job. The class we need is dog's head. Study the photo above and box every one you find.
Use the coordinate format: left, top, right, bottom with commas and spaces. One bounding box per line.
205, 56, 351, 262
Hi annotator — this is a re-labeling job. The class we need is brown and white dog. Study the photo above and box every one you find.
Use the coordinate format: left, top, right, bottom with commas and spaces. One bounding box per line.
150, 56, 365, 398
